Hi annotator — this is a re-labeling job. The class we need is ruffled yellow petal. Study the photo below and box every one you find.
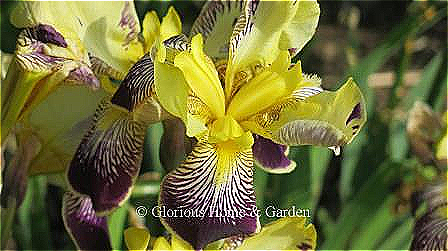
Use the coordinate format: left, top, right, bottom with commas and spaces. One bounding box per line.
247, 78, 366, 150
24, 1, 143, 74
228, 1, 299, 71
11, 1, 81, 34
124, 227, 150, 251
174, 34, 225, 119
279, 0, 320, 57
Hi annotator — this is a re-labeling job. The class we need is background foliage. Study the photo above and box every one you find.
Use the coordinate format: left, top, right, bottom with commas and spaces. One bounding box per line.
1, 0, 447, 250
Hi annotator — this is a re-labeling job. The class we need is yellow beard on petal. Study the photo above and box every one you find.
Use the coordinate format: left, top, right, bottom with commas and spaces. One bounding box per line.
215, 140, 240, 186
214, 132, 254, 186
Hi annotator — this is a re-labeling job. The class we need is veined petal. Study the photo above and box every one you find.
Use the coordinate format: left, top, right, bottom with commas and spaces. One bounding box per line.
1, 22, 101, 143
174, 34, 225, 118
159, 142, 258, 250
238, 217, 316, 250
252, 134, 296, 174
62, 192, 112, 250
248, 78, 366, 150
67, 100, 147, 214
160, 6, 182, 42
11, 1, 144, 73
161, 34, 191, 64
124, 227, 151, 251
111, 54, 155, 111
89, 54, 126, 93
190, 0, 245, 60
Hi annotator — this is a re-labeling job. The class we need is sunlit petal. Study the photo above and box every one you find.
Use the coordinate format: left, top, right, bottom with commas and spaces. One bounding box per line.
228, 0, 319, 73
174, 34, 225, 118
142, 11, 161, 53
79, 1, 144, 73
160, 6, 182, 42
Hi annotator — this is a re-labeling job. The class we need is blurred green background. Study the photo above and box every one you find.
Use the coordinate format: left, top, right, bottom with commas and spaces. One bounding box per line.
1, 0, 447, 250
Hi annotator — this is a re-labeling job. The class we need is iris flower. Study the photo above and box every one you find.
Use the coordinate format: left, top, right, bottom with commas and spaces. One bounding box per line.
124, 217, 316, 250
2, 1, 145, 175
1, 1, 181, 250
154, 0, 366, 249
63, 4, 183, 250
66, 0, 366, 249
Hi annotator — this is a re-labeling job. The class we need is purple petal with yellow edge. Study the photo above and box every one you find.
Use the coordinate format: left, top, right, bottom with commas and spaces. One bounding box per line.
67, 100, 146, 214
252, 134, 296, 174
159, 142, 258, 250
68, 53, 161, 214
62, 191, 111, 250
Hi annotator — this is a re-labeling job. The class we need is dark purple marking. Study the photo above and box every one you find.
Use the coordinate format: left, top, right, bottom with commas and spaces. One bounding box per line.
252, 134, 292, 171
35, 24, 67, 47
345, 102, 362, 125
